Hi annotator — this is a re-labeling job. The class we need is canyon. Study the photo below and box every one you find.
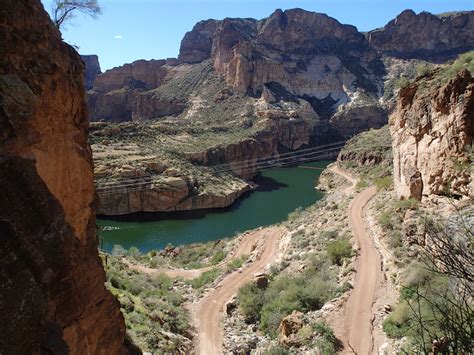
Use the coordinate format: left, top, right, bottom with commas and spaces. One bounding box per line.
88, 8, 473, 215
0, 1, 472, 354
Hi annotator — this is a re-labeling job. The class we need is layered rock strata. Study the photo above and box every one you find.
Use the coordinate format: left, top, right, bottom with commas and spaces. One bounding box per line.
390, 69, 473, 200
0, 1, 128, 353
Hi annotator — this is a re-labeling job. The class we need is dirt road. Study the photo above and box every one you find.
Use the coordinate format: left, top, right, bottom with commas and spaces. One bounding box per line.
195, 227, 285, 355
344, 186, 380, 354
330, 166, 382, 354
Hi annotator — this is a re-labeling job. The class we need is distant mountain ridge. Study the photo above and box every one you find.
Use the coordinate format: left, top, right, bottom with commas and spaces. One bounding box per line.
84, 8, 474, 141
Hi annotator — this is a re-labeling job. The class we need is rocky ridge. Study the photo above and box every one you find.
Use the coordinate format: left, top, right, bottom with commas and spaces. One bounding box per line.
368, 10, 474, 60
0, 1, 129, 353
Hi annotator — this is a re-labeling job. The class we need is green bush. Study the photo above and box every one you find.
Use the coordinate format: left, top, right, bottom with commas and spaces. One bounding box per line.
394, 198, 418, 212
263, 344, 290, 355
326, 239, 352, 265
378, 212, 393, 230
237, 283, 265, 322
248, 267, 337, 337
382, 303, 411, 338
226, 254, 248, 272
187, 268, 221, 289
105, 257, 190, 353
374, 176, 393, 190
210, 250, 226, 264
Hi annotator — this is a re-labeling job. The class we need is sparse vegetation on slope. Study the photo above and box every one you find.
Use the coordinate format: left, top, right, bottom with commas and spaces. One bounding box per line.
104, 256, 192, 353
338, 125, 393, 188
382, 210, 473, 354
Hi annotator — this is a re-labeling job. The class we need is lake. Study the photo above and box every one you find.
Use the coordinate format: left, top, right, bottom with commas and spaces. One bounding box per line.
98, 161, 329, 252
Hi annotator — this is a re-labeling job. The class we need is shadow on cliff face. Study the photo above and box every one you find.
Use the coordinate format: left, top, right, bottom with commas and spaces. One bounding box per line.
98, 174, 288, 222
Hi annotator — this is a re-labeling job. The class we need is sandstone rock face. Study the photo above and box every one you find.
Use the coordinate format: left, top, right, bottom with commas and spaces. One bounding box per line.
81, 54, 101, 90
368, 10, 474, 60
93, 59, 167, 92
87, 60, 189, 121
179, 19, 219, 63
390, 69, 474, 200
185, 113, 317, 178
88, 8, 390, 133
331, 104, 387, 137
0, 1, 127, 353
210, 9, 376, 98
97, 177, 250, 215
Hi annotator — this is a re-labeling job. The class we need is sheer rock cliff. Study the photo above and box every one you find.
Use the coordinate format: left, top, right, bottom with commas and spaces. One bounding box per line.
390, 69, 473, 200
0, 1, 129, 353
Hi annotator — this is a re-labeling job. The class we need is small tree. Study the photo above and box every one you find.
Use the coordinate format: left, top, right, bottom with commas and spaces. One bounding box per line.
52, 0, 101, 29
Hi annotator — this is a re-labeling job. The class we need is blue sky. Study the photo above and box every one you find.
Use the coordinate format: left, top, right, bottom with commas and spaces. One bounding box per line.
41, 0, 473, 71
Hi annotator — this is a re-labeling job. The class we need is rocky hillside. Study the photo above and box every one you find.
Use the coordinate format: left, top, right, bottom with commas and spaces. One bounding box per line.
368, 10, 474, 61
84, 8, 473, 215
86, 8, 473, 127
390, 52, 474, 201
87, 8, 393, 137
0, 1, 130, 353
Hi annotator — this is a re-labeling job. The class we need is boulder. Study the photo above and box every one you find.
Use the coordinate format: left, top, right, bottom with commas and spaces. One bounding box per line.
252, 273, 269, 289
278, 311, 305, 346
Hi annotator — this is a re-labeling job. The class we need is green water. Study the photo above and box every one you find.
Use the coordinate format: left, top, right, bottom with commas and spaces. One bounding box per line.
98, 161, 329, 252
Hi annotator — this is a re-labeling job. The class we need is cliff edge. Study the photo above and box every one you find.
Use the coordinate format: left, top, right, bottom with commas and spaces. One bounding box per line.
0, 1, 129, 353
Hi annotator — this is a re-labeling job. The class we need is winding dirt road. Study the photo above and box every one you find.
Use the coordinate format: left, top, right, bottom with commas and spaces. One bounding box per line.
345, 186, 380, 354
195, 227, 285, 355
330, 166, 382, 354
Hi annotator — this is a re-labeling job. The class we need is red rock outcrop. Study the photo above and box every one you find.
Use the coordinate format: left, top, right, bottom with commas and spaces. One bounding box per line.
368, 10, 474, 60
390, 68, 474, 200
0, 0, 128, 353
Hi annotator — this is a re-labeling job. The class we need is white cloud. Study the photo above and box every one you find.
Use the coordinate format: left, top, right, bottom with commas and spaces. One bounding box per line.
114, 35, 123, 39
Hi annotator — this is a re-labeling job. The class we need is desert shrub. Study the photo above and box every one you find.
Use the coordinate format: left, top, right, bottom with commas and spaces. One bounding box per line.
395, 76, 410, 89
382, 302, 411, 338
257, 268, 336, 337
210, 249, 226, 264
263, 344, 290, 355
374, 176, 393, 190
226, 254, 248, 272
312, 321, 339, 354
128, 246, 141, 258
320, 229, 338, 240
394, 198, 418, 212
111, 244, 127, 256
326, 239, 352, 265
237, 283, 265, 322
161, 239, 228, 269
378, 211, 393, 230
105, 257, 190, 353
187, 268, 221, 289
